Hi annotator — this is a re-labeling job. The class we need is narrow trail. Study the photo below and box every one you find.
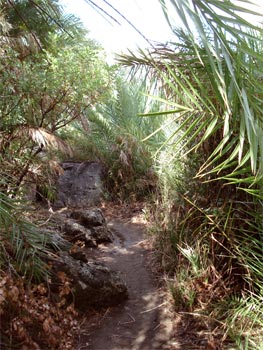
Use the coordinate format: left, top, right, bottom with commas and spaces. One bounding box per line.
76, 217, 175, 350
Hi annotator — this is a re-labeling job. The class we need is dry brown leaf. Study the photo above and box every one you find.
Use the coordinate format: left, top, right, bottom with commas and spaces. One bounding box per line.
7, 286, 19, 302
43, 317, 52, 333
16, 126, 73, 156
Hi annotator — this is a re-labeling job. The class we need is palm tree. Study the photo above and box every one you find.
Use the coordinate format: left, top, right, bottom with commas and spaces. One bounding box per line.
67, 77, 164, 200
119, 0, 263, 189
3, 0, 87, 52
118, 1, 263, 347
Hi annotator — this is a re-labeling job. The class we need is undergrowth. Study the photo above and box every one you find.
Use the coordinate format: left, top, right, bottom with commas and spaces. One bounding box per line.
62, 78, 164, 201
0, 192, 80, 349
0, 270, 78, 350
147, 150, 263, 349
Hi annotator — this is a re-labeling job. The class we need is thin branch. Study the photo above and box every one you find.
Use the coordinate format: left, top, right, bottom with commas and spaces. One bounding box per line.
40, 88, 70, 127
83, 0, 121, 25
101, 0, 154, 48
84, 0, 154, 49
140, 302, 166, 314
6, 0, 42, 51
12, 145, 43, 197
29, 0, 74, 39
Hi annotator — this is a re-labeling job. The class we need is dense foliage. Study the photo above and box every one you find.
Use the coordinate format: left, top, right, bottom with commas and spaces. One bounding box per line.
64, 77, 165, 200
0, 1, 112, 348
119, 0, 263, 348
1, 0, 263, 349
1, 2, 111, 194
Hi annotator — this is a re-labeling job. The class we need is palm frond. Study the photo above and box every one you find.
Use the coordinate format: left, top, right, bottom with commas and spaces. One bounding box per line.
16, 126, 73, 156
119, 1, 263, 190
0, 191, 52, 281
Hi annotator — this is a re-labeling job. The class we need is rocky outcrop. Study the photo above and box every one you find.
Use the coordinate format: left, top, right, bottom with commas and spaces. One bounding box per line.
71, 208, 106, 227
69, 208, 113, 243
42, 229, 73, 252
63, 208, 113, 245
46, 207, 128, 309
89, 226, 113, 244
63, 219, 97, 247
54, 161, 103, 209
53, 252, 128, 310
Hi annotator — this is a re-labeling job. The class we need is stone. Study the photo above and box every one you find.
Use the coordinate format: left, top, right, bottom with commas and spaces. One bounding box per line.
63, 219, 97, 247
70, 209, 113, 243
53, 252, 128, 309
71, 208, 106, 227
70, 248, 88, 263
90, 226, 113, 244
54, 161, 103, 209
42, 229, 73, 252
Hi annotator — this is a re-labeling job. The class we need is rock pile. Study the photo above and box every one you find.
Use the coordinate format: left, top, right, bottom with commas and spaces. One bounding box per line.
45, 208, 128, 310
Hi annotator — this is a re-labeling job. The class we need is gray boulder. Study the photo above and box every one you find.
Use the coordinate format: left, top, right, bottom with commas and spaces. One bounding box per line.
54, 252, 128, 309
63, 219, 97, 247
42, 229, 73, 252
54, 161, 103, 209
42, 229, 88, 262
89, 226, 113, 244
70, 208, 113, 243
71, 208, 106, 227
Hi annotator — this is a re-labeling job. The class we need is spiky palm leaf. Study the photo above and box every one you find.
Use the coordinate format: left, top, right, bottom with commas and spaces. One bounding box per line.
118, 1, 263, 347
118, 0, 263, 192
0, 191, 52, 281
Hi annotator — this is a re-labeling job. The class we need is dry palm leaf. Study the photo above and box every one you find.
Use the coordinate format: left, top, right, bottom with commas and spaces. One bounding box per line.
17, 126, 73, 156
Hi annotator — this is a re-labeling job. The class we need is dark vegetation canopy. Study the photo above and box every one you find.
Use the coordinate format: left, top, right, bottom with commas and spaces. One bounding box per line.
1, 0, 263, 349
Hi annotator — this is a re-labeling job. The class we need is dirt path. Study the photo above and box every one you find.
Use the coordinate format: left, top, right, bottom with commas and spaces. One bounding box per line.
76, 218, 175, 350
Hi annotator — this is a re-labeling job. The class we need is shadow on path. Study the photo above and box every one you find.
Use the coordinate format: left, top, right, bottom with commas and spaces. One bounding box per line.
76, 219, 178, 350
